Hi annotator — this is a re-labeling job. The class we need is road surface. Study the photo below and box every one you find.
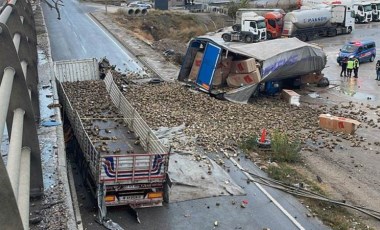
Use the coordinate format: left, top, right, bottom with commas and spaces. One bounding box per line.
42, 0, 143, 73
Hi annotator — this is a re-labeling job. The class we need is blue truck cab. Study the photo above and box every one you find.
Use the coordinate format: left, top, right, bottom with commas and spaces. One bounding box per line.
337, 40, 376, 65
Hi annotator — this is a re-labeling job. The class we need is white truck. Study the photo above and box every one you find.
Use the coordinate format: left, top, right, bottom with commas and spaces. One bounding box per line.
222, 12, 267, 43
282, 5, 354, 41
370, 1, 380, 21
353, 1, 373, 22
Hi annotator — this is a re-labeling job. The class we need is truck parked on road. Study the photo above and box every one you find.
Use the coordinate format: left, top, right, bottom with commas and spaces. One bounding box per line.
222, 12, 267, 43
371, 1, 380, 21
353, 1, 373, 22
282, 5, 354, 41
232, 9, 285, 39
54, 59, 170, 222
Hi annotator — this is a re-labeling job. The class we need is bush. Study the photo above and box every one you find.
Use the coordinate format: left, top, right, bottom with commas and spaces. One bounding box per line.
239, 134, 259, 151
271, 130, 301, 163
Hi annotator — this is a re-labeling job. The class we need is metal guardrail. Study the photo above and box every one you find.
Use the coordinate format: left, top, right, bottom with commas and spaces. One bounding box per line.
0, 0, 43, 229
103, 72, 168, 155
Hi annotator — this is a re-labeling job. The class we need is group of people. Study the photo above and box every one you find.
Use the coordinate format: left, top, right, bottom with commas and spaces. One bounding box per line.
341, 57, 380, 81
340, 57, 359, 78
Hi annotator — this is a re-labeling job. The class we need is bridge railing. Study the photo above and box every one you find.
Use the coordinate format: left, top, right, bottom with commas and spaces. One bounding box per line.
0, 0, 43, 229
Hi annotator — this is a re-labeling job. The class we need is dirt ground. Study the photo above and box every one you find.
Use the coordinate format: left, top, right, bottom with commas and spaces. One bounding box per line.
102, 8, 380, 229
111, 9, 232, 65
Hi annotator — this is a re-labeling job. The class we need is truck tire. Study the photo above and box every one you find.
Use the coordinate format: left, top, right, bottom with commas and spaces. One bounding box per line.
370, 55, 375, 62
222, 33, 231, 42
297, 34, 307, 42
347, 26, 352, 34
232, 24, 241, 32
328, 29, 337, 37
244, 35, 254, 43
267, 33, 272, 40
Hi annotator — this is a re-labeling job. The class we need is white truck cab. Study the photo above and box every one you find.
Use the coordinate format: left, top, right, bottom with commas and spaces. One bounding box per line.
223, 12, 267, 43
241, 14, 267, 40
353, 2, 373, 22
371, 1, 380, 21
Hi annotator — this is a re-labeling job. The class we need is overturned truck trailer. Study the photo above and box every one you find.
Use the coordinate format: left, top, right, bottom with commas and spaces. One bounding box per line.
178, 36, 327, 103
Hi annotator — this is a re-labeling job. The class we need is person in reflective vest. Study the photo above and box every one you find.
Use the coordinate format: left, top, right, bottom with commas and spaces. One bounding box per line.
346, 58, 354, 78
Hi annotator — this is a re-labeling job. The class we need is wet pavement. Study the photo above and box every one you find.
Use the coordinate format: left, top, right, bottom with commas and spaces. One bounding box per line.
312, 22, 380, 103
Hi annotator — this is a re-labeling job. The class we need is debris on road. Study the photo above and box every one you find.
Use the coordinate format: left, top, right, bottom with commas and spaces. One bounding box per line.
319, 114, 361, 135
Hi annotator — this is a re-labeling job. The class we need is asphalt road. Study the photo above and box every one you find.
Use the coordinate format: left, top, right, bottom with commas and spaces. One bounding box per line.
41, 0, 143, 73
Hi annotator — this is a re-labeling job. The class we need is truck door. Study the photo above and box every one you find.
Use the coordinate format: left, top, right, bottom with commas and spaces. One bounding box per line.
196, 43, 221, 91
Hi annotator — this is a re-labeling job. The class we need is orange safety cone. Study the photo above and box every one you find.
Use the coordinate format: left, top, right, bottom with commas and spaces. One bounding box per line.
260, 128, 266, 143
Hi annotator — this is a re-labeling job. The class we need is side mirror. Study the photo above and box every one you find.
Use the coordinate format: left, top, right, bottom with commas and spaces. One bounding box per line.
339, 49, 342, 51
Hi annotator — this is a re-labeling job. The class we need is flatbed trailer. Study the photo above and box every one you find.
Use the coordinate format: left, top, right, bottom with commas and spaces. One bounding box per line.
55, 59, 170, 217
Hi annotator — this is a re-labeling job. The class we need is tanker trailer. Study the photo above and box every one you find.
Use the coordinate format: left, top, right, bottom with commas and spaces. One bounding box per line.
282, 4, 354, 41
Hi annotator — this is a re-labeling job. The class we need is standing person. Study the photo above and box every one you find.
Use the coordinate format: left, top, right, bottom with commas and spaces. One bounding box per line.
376, 60, 380, 81
347, 57, 354, 77
340, 57, 348, 77
353, 58, 360, 78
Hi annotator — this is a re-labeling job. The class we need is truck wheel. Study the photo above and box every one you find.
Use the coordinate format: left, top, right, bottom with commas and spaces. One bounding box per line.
232, 24, 241, 32
222, 34, 231, 42
244, 35, 254, 43
370, 55, 375, 62
297, 34, 307, 42
347, 27, 352, 34
267, 33, 272, 40
329, 29, 337, 37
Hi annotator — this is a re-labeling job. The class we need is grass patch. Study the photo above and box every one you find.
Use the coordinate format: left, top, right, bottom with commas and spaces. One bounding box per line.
266, 164, 373, 230
240, 131, 373, 230
240, 130, 301, 163
271, 130, 301, 163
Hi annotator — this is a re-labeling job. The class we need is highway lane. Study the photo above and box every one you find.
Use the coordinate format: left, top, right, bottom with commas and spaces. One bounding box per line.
42, 0, 143, 73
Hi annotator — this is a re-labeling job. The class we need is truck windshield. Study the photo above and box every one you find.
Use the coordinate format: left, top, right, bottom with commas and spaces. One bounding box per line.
377, 4, 380, 10
364, 5, 372, 11
276, 18, 283, 26
341, 44, 358, 53
257, 20, 266, 29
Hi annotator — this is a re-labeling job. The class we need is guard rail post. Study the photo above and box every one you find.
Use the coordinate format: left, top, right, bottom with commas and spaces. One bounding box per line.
0, 0, 43, 228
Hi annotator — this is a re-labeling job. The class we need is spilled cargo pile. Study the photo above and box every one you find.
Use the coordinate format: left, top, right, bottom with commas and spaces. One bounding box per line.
112, 70, 380, 154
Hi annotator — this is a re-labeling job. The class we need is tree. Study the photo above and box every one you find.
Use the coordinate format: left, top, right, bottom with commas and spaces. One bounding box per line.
43, 0, 64, 20
227, 0, 250, 20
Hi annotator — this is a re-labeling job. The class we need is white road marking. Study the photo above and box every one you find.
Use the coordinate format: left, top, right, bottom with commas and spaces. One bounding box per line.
225, 153, 306, 230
